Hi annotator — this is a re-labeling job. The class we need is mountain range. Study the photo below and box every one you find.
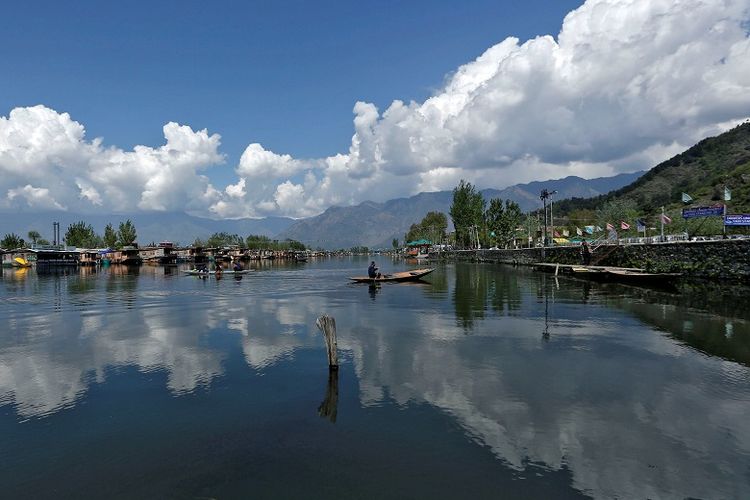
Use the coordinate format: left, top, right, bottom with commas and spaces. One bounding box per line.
1, 172, 643, 249
277, 172, 643, 249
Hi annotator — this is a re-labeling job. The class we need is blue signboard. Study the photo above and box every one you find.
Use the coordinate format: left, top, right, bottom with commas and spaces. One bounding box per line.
725, 214, 750, 226
682, 206, 724, 219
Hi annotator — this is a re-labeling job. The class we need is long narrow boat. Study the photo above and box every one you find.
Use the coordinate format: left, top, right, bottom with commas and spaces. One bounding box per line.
349, 268, 434, 283
570, 266, 609, 281
605, 269, 681, 287
185, 269, 251, 276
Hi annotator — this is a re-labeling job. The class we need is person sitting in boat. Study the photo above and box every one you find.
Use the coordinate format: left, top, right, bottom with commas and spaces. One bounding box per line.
368, 261, 381, 279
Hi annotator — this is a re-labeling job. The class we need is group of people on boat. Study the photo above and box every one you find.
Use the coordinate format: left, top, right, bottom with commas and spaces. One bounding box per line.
194, 261, 243, 274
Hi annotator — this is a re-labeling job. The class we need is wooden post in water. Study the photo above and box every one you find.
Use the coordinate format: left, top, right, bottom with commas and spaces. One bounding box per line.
316, 314, 339, 369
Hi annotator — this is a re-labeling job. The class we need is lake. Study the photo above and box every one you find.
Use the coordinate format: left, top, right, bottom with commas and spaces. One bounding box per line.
1, 258, 749, 499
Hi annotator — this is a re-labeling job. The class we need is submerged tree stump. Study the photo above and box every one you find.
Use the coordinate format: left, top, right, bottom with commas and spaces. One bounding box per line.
316, 314, 339, 369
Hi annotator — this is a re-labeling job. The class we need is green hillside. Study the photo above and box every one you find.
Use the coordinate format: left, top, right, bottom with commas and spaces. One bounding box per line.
554, 121, 750, 219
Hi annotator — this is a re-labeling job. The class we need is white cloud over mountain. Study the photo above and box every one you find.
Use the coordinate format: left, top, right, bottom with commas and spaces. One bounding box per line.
1, 0, 749, 218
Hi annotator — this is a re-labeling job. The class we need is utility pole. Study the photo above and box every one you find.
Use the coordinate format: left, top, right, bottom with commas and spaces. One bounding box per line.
549, 190, 558, 246
540, 189, 549, 247
539, 189, 557, 247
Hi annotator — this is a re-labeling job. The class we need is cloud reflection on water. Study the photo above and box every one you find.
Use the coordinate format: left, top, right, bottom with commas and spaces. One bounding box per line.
1, 264, 750, 498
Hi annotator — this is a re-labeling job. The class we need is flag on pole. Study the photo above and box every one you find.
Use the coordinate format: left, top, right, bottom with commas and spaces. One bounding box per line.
576, 227, 583, 236
725, 187, 732, 201
682, 192, 693, 203
562, 229, 569, 237
585, 226, 595, 234
620, 221, 631, 230
636, 219, 646, 231
606, 222, 614, 231
595, 226, 603, 232
660, 213, 672, 224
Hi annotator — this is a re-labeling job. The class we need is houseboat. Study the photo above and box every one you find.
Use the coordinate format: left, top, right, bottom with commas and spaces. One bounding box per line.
78, 249, 101, 266
30, 248, 80, 266
139, 242, 177, 265
111, 246, 142, 265
2, 249, 34, 267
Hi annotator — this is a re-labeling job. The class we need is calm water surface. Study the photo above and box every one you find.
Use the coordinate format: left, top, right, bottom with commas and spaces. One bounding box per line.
1, 258, 749, 499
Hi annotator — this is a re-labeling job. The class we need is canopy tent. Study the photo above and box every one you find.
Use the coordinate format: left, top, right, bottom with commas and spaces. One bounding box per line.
406, 239, 431, 247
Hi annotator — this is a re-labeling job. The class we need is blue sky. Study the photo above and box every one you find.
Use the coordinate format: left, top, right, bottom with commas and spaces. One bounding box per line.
1, 0, 748, 218
1, 0, 582, 182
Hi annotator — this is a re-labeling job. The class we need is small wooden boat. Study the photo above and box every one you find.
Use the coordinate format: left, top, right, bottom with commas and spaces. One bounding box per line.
349, 268, 434, 283
605, 269, 681, 287
570, 266, 608, 280
185, 269, 251, 276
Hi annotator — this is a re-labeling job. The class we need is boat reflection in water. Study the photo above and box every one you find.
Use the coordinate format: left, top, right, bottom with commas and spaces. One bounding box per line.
0, 260, 749, 498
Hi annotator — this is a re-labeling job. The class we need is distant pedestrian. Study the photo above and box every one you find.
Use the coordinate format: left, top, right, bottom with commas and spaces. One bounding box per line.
580, 241, 592, 265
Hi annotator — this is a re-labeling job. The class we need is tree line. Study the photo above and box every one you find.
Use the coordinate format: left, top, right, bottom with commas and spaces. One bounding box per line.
193, 233, 306, 251
397, 180, 531, 250
1, 220, 137, 250
2, 223, 308, 252
449, 180, 528, 248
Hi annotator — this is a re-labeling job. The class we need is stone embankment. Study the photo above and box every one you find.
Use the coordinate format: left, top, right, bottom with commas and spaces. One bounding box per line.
433, 240, 750, 281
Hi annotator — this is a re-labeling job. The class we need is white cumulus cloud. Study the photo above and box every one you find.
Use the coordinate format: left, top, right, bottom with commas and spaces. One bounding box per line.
0, 105, 224, 214
210, 0, 750, 218
1, 0, 749, 219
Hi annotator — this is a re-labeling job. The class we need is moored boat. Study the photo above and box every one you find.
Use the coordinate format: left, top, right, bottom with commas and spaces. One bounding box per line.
605, 269, 681, 287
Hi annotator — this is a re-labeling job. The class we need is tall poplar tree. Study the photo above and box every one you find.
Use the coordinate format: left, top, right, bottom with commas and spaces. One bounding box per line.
103, 223, 118, 248
117, 219, 138, 247
450, 180, 485, 248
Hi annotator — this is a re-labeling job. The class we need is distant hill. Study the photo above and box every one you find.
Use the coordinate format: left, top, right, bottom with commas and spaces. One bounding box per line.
277, 172, 644, 249
553, 121, 750, 217
0, 212, 295, 247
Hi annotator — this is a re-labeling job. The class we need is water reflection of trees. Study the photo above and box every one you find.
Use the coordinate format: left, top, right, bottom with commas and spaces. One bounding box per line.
595, 282, 750, 366
453, 264, 523, 330
343, 273, 750, 500
453, 264, 488, 329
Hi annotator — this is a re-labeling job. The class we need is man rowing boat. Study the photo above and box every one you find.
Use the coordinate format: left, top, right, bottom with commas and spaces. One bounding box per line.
368, 261, 382, 279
